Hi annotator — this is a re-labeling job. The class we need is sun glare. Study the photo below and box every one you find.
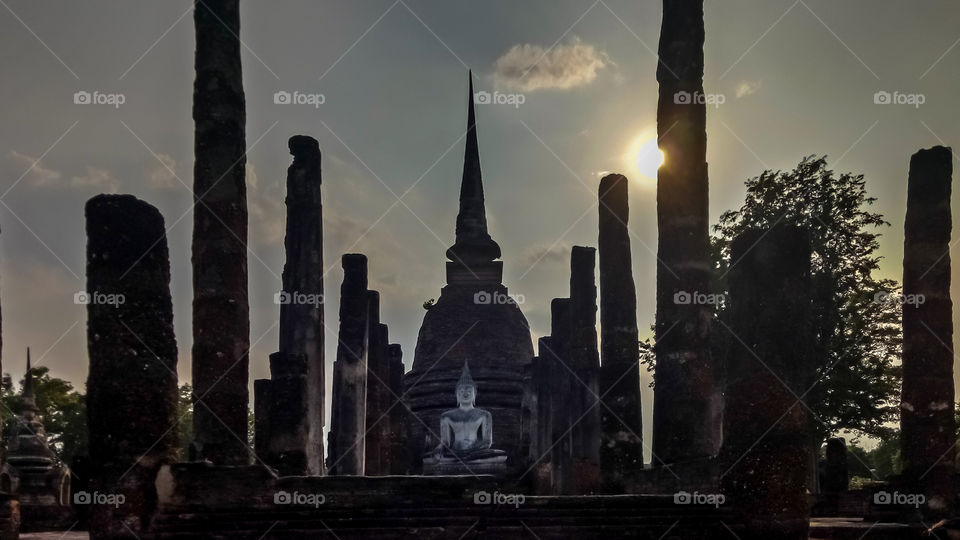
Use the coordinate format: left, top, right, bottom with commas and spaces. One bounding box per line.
625, 133, 665, 182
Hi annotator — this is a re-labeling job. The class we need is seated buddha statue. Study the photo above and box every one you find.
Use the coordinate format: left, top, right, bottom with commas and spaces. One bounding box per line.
425, 362, 506, 469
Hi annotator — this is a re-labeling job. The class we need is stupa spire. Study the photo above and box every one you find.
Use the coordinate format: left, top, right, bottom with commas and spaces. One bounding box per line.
446, 70, 501, 266
23, 347, 36, 411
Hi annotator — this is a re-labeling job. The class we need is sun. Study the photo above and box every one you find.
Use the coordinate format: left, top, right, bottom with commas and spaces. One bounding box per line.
636, 137, 665, 179
624, 132, 665, 182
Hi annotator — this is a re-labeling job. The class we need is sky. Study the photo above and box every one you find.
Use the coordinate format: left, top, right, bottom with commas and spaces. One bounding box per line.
2, 0, 960, 460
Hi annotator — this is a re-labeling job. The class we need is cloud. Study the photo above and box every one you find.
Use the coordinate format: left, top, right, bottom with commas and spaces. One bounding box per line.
71, 166, 118, 192
147, 153, 181, 189
8, 151, 62, 187
493, 38, 610, 92
8, 152, 119, 192
246, 163, 285, 246
519, 243, 570, 269
735, 80, 762, 98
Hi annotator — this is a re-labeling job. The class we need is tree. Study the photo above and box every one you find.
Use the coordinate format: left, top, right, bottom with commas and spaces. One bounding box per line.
1, 367, 87, 466
866, 436, 901, 480
177, 383, 193, 455
711, 156, 901, 443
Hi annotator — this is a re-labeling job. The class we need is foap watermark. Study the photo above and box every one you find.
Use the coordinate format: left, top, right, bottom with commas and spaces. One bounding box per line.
274, 90, 326, 108
475, 90, 525, 109
274, 290, 324, 307
674, 91, 725, 108
274, 490, 326, 508
74, 290, 125, 308
673, 290, 726, 306
74, 490, 125, 508
473, 290, 524, 305
873, 291, 925, 308
673, 491, 725, 508
473, 490, 525, 508
73, 90, 126, 109
873, 490, 925, 508
873, 91, 925, 108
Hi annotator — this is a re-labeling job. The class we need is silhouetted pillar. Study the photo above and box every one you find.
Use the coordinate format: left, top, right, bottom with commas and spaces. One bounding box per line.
547, 298, 573, 494
327, 255, 369, 475
254, 352, 308, 475
364, 293, 389, 475
191, 0, 251, 465
529, 347, 551, 492
901, 146, 955, 517
819, 438, 848, 494
597, 173, 643, 492
387, 344, 407, 475
255, 135, 325, 475
279, 135, 325, 474
722, 225, 813, 540
569, 246, 601, 493
85, 195, 179, 539
652, 0, 720, 466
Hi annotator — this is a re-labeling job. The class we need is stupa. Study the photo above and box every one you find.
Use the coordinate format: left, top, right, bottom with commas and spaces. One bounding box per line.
3, 349, 71, 529
403, 72, 534, 474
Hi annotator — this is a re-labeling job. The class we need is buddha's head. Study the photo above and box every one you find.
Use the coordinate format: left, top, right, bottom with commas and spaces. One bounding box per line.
456, 361, 477, 406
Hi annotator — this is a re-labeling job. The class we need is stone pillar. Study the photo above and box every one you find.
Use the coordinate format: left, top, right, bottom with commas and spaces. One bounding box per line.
327, 255, 369, 475
254, 352, 308, 475
547, 298, 573, 494
901, 146, 955, 516
85, 195, 179, 539
375, 324, 393, 474
721, 225, 813, 540
652, 0, 720, 466
191, 0, 251, 465
364, 292, 389, 475
256, 135, 324, 475
278, 135, 325, 474
387, 344, 407, 475
597, 173, 643, 492
819, 438, 848, 494
568, 246, 601, 494
530, 348, 552, 492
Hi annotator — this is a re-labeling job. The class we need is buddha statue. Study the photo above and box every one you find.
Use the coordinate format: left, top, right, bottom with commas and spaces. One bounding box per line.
423, 362, 506, 474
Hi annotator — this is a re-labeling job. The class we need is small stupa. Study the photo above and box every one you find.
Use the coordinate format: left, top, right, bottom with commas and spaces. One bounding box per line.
4, 349, 71, 529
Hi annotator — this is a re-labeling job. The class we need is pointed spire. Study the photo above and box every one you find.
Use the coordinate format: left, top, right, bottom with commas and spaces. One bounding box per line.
23, 347, 37, 412
457, 361, 475, 388
446, 70, 501, 266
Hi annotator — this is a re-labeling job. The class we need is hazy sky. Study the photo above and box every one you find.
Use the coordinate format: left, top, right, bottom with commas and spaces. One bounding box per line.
3, 0, 960, 456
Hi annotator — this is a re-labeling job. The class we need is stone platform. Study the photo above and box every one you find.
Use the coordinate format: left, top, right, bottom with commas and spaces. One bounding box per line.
138, 464, 942, 539
148, 464, 729, 539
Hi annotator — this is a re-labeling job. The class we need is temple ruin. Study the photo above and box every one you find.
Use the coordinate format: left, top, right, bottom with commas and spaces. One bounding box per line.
0, 1, 953, 538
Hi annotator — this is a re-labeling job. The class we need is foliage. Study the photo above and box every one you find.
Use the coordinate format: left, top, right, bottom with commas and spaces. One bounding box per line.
711, 156, 901, 443
1, 367, 87, 466
177, 383, 193, 455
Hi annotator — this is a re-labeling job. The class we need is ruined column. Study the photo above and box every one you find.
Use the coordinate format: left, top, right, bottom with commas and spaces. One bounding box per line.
255, 135, 325, 475
652, 0, 720, 467
191, 0, 250, 465
901, 146, 955, 516
254, 352, 308, 475
547, 298, 573, 494
327, 255, 369, 475
85, 195, 179, 539
364, 292, 388, 475
819, 438, 848, 494
387, 344, 407, 475
568, 246, 601, 494
597, 173, 643, 492
721, 225, 813, 540
528, 348, 552, 492
279, 135, 325, 474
